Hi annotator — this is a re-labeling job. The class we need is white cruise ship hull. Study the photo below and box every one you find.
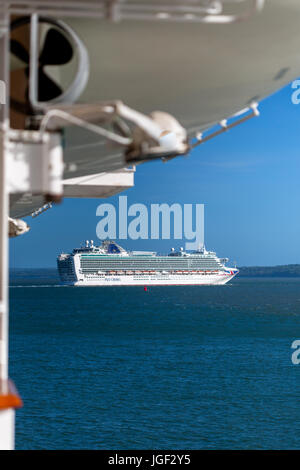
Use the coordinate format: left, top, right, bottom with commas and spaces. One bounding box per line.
65, 272, 237, 286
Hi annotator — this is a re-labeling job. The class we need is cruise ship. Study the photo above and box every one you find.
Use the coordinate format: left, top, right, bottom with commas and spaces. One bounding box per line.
57, 240, 238, 286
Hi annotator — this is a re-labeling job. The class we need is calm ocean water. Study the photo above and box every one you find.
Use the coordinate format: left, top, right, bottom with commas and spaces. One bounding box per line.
8, 270, 300, 449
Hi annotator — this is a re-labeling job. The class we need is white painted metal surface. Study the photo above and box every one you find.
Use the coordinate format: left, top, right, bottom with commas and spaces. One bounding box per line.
0, 7, 15, 451
63, 169, 135, 198
7, 131, 64, 198
0, 410, 14, 450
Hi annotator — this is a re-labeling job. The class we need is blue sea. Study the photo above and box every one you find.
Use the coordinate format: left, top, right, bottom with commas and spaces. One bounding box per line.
8, 270, 300, 449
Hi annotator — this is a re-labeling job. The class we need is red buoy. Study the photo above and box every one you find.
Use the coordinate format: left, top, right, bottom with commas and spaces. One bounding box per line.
144, 286, 147, 292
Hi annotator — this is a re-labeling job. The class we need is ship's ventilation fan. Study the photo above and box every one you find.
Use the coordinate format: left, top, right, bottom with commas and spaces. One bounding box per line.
11, 26, 73, 103
10, 16, 89, 126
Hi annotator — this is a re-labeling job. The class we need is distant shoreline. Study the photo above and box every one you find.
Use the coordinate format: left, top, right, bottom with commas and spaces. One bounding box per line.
238, 265, 300, 277
8, 265, 300, 278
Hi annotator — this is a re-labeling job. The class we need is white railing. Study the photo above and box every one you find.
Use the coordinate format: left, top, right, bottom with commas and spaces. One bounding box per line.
0, 1, 265, 23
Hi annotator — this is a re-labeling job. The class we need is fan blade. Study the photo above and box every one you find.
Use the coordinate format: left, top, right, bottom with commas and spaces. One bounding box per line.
10, 39, 29, 64
39, 28, 73, 66
37, 70, 63, 101
24, 67, 63, 102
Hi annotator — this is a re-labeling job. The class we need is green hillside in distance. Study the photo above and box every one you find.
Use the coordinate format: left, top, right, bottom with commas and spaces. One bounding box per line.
238, 264, 300, 277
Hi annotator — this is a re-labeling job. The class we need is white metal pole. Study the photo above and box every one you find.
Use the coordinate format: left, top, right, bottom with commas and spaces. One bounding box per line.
0, 6, 15, 450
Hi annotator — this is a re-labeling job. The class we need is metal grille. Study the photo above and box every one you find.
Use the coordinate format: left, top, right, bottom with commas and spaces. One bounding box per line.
79, 254, 224, 272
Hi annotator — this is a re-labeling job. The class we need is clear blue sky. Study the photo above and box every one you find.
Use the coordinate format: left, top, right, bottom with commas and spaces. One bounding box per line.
9, 82, 300, 268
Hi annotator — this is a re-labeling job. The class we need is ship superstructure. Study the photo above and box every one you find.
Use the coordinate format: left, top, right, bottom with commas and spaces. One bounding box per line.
57, 240, 238, 286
